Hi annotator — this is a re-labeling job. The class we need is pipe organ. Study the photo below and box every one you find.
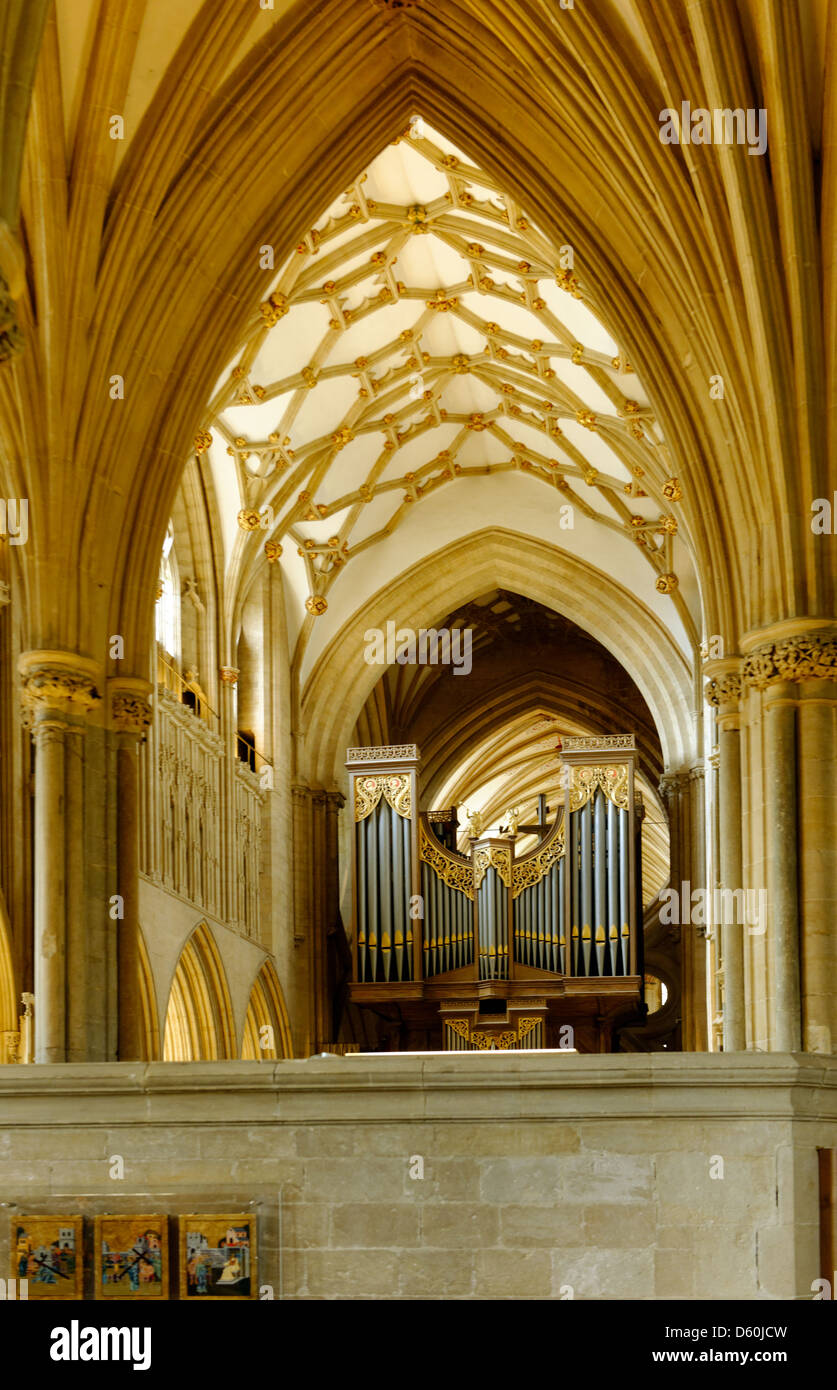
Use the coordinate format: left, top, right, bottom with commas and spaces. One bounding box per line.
347, 737, 644, 1052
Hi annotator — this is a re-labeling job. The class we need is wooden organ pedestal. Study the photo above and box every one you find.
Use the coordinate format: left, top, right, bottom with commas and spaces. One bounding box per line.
346, 738, 644, 1053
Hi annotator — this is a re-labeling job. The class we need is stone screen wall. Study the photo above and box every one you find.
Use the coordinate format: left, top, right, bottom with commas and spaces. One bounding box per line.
0, 1054, 833, 1300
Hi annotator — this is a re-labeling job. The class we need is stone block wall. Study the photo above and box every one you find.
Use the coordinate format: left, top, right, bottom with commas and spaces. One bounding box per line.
0, 1054, 834, 1300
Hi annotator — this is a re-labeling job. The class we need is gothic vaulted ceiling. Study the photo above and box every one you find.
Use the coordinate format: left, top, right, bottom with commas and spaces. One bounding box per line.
202, 122, 698, 678
0, 0, 833, 682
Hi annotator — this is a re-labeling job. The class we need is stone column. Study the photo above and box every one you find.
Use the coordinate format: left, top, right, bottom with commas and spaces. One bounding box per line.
742, 627, 836, 1052
18, 652, 101, 1062
659, 768, 708, 1051
291, 784, 314, 1056
687, 766, 708, 1051
762, 682, 800, 1052
219, 667, 239, 926
110, 680, 152, 1060
797, 681, 837, 1052
706, 663, 746, 1051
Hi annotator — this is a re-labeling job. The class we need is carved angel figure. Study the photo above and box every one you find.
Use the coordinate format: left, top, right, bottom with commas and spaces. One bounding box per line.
465, 807, 484, 838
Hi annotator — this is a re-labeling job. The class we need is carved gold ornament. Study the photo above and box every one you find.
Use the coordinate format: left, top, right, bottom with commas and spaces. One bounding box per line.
305, 595, 328, 616
655, 573, 678, 594
237, 508, 261, 532
512, 824, 565, 898
562, 735, 635, 752
662, 478, 682, 501
346, 744, 418, 762
419, 821, 474, 899
446, 1018, 542, 1050
219, 667, 239, 685
354, 773, 412, 822
407, 205, 430, 232
556, 269, 582, 297
473, 844, 512, 890
568, 764, 630, 812
264, 539, 283, 562
260, 291, 289, 326
194, 430, 212, 454
426, 291, 458, 312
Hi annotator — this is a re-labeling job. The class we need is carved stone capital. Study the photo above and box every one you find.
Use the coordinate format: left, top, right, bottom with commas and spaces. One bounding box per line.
742, 634, 837, 690
658, 771, 689, 801
704, 657, 743, 708
219, 666, 239, 686
109, 679, 153, 735
18, 651, 102, 725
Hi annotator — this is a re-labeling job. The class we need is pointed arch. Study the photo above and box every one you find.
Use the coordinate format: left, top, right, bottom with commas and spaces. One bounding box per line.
162, 922, 236, 1061
0, 890, 17, 1038
241, 959, 292, 1061
137, 928, 160, 1062
301, 529, 696, 783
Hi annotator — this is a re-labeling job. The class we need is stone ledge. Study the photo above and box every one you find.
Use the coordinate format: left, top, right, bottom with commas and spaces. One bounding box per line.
0, 1054, 834, 1126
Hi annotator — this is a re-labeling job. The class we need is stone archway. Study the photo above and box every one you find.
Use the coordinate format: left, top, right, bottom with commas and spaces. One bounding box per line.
300, 528, 696, 787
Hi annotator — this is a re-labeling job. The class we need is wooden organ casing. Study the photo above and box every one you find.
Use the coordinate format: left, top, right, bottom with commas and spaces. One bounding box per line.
346, 738, 644, 1052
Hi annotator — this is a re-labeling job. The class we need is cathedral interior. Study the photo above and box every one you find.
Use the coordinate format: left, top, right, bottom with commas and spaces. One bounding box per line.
0, 0, 834, 1306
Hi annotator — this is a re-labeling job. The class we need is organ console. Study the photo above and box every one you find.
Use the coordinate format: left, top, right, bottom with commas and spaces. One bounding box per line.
346, 737, 644, 1052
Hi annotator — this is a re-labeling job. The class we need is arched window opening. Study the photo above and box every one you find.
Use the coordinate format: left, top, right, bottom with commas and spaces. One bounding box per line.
155, 522, 180, 662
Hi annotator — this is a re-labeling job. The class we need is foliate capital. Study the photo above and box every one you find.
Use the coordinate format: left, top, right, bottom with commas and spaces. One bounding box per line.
109, 679, 153, 735
742, 634, 837, 690
704, 657, 743, 708
18, 651, 102, 724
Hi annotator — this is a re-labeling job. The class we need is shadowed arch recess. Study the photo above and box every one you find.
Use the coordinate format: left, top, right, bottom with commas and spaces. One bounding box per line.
301, 528, 695, 784
162, 923, 237, 1061
241, 959, 293, 1060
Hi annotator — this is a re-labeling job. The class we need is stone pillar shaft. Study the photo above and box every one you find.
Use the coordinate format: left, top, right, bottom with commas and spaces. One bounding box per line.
763, 686, 801, 1051
718, 724, 746, 1051
112, 683, 152, 1060
65, 727, 87, 1061
31, 720, 68, 1062
797, 690, 837, 1052
21, 651, 103, 1063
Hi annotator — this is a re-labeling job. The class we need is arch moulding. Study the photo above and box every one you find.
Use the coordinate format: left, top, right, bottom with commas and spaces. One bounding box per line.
299, 529, 696, 786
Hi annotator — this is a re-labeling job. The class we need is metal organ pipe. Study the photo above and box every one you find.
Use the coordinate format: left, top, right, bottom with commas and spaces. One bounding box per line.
619, 806, 630, 972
